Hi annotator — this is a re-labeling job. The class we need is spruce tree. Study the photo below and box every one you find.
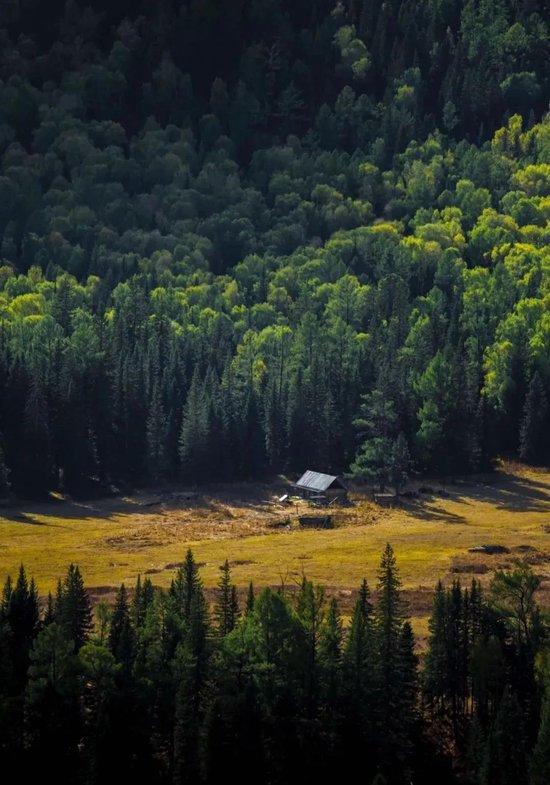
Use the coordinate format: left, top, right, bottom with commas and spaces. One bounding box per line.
319, 597, 343, 702
519, 372, 549, 465
5, 565, 40, 686
423, 581, 448, 709
19, 379, 53, 498
108, 584, 135, 669
25, 622, 80, 778
178, 368, 209, 484
245, 581, 255, 614
57, 564, 92, 651
170, 548, 202, 622
389, 432, 411, 494
344, 578, 373, 695
146, 380, 168, 481
215, 560, 239, 637
375, 543, 411, 782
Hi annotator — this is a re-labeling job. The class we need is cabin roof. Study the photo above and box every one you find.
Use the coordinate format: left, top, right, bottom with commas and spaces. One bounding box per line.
295, 470, 346, 492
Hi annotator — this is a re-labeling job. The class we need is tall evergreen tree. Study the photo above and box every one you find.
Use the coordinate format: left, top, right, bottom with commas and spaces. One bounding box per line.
57, 564, 92, 651
214, 560, 239, 637
146, 380, 168, 481
519, 372, 549, 465
178, 368, 210, 484
108, 584, 135, 670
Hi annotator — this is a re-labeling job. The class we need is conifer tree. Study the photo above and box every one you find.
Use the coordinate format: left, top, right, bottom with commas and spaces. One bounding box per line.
25, 622, 80, 777
344, 578, 373, 695
375, 543, 411, 782
178, 368, 209, 484
215, 560, 239, 637
246, 581, 255, 614
57, 564, 92, 651
133, 575, 154, 628
5, 565, 40, 686
146, 380, 168, 481
108, 584, 135, 669
18, 379, 53, 498
171, 549, 202, 622
424, 581, 448, 708
519, 372, 549, 465
319, 597, 343, 702
389, 432, 411, 493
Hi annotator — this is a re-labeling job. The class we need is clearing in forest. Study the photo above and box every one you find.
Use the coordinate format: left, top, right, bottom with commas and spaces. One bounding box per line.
1, 462, 549, 639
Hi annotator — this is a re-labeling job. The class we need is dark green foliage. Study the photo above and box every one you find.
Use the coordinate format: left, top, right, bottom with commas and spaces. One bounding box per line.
0, 437, 10, 498
214, 560, 239, 637
530, 685, 550, 785
479, 687, 528, 785
56, 564, 93, 652
519, 372, 549, 465
0, 551, 547, 783
0, 1, 546, 498
108, 584, 135, 670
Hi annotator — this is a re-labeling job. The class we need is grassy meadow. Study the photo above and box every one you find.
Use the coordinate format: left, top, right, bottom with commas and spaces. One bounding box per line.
1, 462, 549, 639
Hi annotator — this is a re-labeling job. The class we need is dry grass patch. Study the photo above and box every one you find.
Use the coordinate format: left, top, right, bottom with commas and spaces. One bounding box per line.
1, 462, 549, 640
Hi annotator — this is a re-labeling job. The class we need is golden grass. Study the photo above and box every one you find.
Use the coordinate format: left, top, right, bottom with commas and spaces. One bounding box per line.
1, 462, 549, 638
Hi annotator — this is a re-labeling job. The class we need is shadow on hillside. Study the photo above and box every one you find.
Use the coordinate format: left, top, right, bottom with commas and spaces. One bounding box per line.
397, 469, 549, 523
450, 471, 550, 513
0, 482, 287, 526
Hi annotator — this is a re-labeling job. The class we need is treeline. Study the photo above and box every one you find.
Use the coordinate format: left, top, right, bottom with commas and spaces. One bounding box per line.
0, 1, 549, 497
0, 546, 548, 784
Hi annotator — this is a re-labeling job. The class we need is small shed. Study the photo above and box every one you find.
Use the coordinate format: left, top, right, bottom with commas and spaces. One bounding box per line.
295, 470, 348, 501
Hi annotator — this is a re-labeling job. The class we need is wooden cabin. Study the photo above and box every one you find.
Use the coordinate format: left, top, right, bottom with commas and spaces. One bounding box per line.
294, 470, 348, 501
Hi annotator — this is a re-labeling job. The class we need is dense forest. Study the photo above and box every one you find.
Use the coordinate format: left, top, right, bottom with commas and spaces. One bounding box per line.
0, 547, 548, 784
0, 0, 548, 498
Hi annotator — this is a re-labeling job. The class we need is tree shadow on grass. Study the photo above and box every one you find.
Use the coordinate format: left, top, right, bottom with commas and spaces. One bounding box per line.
0, 511, 51, 526
400, 498, 467, 524
450, 470, 550, 513
399, 468, 549, 523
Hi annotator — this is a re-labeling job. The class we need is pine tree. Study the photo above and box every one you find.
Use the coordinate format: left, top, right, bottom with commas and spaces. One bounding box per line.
57, 564, 92, 651
18, 379, 53, 498
146, 380, 168, 481
351, 389, 399, 490
375, 543, 411, 782
519, 372, 549, 465
25, 622, 80, 778
246, 581, 255, 614
423, 580, 448, 709
178, 368, 210, 484
215, 560, 239, 636
5, 565, 40, 686
133, 575, 154, 627
344, 578, 373, 695
319, 597, 343, 702
170, 549, 202, 622
389, 432, 411, 493
108, 584, 135, 669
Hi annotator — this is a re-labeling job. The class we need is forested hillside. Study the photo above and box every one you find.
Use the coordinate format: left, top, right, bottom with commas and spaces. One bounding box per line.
0, 0, 548, 496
